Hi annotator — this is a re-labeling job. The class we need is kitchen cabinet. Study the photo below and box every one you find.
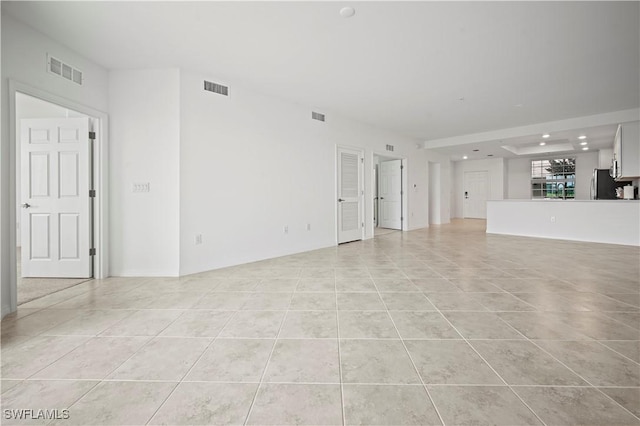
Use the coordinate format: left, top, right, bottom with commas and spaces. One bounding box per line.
613, 121, 640, 180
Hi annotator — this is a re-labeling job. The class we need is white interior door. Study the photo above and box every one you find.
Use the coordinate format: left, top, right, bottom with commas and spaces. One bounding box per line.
463, 171, 489, 219
378, 159, 402, 230
21, 117, 92, 278
337, 147, 363, 244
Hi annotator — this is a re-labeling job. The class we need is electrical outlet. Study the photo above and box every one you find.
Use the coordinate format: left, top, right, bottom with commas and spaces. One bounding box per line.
550, 216, 556, 223
195, 234, 202, 245
284, 225, 288, 234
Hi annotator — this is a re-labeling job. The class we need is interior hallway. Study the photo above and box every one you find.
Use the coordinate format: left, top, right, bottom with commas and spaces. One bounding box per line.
1, 220, 639, 425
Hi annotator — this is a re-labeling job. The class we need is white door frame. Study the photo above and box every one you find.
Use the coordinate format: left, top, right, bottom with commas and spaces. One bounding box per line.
370, 152, 408, 236
6, 79, 109, 315
21, 117, 93, 278
335, 145, 365, 245
377, 159, 403, 230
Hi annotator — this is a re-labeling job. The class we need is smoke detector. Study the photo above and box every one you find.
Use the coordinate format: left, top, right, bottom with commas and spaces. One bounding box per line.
340, 7, 356, 18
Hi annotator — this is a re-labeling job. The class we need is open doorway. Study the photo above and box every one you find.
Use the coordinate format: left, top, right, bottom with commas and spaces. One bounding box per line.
373, 153, 405, 236
15, 92, 95, 305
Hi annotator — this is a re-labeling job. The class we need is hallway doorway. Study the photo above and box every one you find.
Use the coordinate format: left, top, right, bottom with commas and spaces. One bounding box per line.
16, 93, 95, 304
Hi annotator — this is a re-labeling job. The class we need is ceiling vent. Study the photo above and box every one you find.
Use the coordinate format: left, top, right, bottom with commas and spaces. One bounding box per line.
312, 112, 325, 122
204, 80, 229, 96
47, 54, 83, 85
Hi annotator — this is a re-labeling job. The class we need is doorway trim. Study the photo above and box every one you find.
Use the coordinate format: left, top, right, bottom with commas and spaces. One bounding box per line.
370, 151, 408, 236
6, 79, 109, 316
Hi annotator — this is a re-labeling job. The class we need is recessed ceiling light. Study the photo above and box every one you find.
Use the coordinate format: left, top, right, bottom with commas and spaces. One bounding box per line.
582, 147, 589, 151
473, 149, 479, 152
578, 135, 587, 140
463, 156, 468, 160
487, 154, 494, 157
542, 134, 550, 138
539, 142, 546, 146
339, 6, 356, 18
580, 141, 588, 146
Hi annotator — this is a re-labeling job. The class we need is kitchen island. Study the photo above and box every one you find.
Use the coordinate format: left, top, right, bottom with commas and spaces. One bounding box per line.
486, 199, 640, 246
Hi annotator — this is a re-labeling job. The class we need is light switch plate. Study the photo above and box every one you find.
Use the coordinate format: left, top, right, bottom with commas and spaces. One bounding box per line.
133, 182, 150, 193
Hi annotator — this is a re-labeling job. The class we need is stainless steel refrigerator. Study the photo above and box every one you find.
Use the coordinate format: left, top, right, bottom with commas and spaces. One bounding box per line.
591, 168, 631, 199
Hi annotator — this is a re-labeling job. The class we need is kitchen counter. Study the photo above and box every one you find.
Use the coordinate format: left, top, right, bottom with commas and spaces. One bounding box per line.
487, 199, 640, 246
492, 199, 639, 203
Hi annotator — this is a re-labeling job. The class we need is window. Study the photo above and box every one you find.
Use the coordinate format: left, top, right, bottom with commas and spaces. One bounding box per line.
531, 158, 575, 199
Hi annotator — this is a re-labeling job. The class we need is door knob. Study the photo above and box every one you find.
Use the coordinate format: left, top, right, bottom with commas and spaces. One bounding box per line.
380, 197, 384, 200
338, 198, 345, 202
21, 203, 31, 209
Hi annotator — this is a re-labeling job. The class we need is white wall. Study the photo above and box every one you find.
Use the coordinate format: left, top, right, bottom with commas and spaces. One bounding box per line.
487, 200, 640, 246
505, 151, 598, 200
1, 14, 109, 317
406, 150, 432, 229
506, 158, 531, 199
599, 148, 613, 169
452, 157, 505, 218
423, 151, 452, 225
178, 69, 429, 276
109, 69, 181, 276
428, 162, 441, 224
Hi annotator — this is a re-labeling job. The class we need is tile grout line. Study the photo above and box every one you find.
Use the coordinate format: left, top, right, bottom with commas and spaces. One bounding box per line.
494, 314, 640, 423
333, 272, 346, 426
16, 279, 97, 312
95, 297, 213, 383
242, 275, 297, 426
599, 293, 640, 310
369, 268, 447, 426
15, 334, 105, 383
144, 306, 240, 425
594, 340, 640, 366
7, 377, 640, 387
25, 333, 638, 342
598, 310, 640, 331
422, 295, 549, 426
41, 379, 103, 425
59, 331, 167, 423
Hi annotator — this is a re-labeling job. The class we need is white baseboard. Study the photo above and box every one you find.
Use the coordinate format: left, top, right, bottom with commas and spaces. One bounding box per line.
1, 304, 13, 320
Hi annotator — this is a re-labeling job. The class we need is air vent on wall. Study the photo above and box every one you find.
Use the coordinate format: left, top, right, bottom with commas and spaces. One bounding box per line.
386, 144, 395, 152
312, 112, 325, 122
204, 80, 229, 96
47, 54, 83, 85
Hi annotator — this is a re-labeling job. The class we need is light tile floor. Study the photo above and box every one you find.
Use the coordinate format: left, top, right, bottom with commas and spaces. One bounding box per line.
1, 220, 639, 425
16, 249, 91, 305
